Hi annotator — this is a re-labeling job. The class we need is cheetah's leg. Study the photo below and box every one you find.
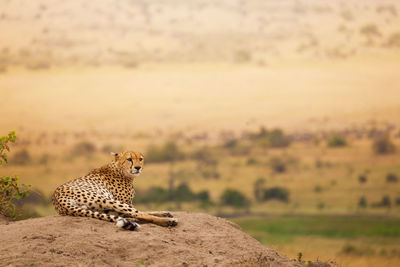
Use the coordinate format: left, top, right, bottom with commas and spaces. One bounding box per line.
57, 198, 140, 230
127, 203, 173, 217
142, 211, 174, 218
79, 197, 178, 227
135, 212, 178, 226
70, 192, 178, 227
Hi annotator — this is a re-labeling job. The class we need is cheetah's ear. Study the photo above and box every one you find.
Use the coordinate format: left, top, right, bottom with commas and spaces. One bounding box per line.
110, 152, 119, 160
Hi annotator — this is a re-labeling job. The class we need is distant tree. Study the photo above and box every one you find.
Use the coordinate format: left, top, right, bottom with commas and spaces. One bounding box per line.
246, 157, 258, 165
380, 195, 391, 207
386, 32, 400, 47
372, 135, 395, 155
220, 189, 250, 208
223, 139, 238, 149
12, 149, 32, 165
234, 49, 252, 63
135, 183, 210, 205
327, 135, 347, 147
101, 144, 123, 154
317, 202, 325, 210
38, 153, 50, 165
253, 177, 266, 202
250, 127, 291, 148
196, 190, 210, 203
360, 24, 381, 43
314, 185, 323, 193
386, 173, 398, 183
358, 196, 367, 208
146, 141, 185, 163
358, 174, 367, 184
171, 183, 196, 202
269, 157, 286, 173
267, 129, 291, 148
263, 187, 290, 202
71, 141, 96, 155
395, 197, 400, 206
373, 195, 391, 208
134, 186, 169, 204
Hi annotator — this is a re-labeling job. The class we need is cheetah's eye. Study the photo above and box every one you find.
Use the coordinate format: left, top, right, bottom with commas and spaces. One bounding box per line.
139, 157, 143, 162
127, 158, 133, 162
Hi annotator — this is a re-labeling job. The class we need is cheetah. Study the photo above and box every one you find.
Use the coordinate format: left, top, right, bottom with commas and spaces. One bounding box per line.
52, 151, 178, 230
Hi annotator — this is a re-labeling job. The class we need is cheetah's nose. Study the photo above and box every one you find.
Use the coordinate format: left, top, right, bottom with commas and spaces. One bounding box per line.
134, 166, 141, 171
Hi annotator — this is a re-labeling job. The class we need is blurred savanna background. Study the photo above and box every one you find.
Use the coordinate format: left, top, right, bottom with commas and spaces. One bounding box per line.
1, 0, 400, 266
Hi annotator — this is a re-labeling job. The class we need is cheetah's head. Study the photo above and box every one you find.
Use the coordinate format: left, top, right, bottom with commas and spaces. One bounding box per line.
111, 151, 144, 177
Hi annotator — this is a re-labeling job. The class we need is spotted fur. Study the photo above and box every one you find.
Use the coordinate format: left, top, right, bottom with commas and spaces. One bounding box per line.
52, 151, 177, 230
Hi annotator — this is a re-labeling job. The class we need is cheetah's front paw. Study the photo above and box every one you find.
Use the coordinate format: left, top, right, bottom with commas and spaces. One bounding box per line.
161, 211, 173, 218
166, 218, 178, 227
116, 218, 140, 231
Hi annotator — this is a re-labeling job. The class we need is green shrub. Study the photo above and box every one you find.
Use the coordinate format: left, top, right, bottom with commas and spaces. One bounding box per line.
13, 189, 48, 206
146, 141, 185, 163
220, 189, 250, 208
0, 131, 31, 218
263, 187, 290, 202
0, 131, 16, 164
386, 173, 398, 183
372, 135, 395, 154
327, 135, 347, 147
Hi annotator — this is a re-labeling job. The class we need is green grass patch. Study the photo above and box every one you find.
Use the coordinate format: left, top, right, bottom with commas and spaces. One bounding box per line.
232, 215, 400, 244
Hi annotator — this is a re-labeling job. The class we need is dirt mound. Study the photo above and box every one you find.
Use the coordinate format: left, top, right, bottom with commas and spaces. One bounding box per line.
0, 212, 302, 267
